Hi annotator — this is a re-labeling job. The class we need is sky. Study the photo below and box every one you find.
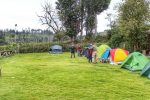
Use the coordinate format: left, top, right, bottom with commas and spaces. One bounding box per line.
0, 0, 121, 32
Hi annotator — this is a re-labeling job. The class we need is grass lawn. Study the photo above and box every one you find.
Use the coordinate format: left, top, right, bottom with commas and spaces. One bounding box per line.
0, 53, 150, 100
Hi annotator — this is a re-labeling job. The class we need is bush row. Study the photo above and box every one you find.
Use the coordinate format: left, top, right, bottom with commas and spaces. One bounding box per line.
0, 43, 71, 53
0, 44, 17, 51
0, 42, 105, 53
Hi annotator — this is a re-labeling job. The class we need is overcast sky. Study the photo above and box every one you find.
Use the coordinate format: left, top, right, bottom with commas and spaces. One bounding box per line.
0, 0, 121, 32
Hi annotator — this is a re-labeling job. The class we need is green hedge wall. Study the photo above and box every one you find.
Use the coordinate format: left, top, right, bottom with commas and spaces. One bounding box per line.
0, 42, 106, 53
18, 43, 70, 53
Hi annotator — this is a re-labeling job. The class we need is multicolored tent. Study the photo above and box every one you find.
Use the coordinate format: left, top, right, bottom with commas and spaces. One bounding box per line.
100, 49, 110, 61
121, 52, 150, 71
97, 44, 110, 58
110, 48, 129, 64
100, 48, 129, 64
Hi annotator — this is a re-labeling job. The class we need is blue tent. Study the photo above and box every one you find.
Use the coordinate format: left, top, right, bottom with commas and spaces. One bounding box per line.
49, 45, 62, 54
100, 49, 110, 61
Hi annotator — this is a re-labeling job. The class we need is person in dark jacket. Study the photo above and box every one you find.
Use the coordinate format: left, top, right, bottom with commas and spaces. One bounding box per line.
88, 46, 93, 63
70, 44, 76, 58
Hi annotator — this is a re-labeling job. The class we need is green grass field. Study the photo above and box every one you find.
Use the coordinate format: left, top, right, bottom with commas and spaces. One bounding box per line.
0, 53, 150, 100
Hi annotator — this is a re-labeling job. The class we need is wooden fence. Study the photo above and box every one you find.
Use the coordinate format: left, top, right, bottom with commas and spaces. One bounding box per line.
0, 50, 15, 57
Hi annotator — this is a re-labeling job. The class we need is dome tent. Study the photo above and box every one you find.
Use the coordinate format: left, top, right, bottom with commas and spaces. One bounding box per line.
100, 48, 129, 64
100, 48, 111, 61
49, 45, 62, 54
141, 62, 150, 79
110, 48, 129, 64
121, 52, 149, 71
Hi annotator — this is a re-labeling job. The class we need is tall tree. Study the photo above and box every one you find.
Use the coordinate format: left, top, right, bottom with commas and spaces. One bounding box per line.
84, 0, 111, 39
118, 0, 150, 51
56, 0, 81, 43
56, 0, 111, 42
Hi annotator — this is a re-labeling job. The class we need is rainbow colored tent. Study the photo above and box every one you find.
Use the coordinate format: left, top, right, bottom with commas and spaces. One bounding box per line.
110, 48, 129, 64
100, 48, 129, 64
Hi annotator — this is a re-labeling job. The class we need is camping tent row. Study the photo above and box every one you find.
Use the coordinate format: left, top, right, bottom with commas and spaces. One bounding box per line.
99, 44, 150, 79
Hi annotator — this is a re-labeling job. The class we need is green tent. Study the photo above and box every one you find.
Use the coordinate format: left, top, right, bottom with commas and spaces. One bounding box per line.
141, 62, 150, 79
121, 52, 150, 71
97, 44, 110, 57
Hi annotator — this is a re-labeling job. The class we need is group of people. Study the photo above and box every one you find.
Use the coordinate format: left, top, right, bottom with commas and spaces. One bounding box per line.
70, 43, 98, 64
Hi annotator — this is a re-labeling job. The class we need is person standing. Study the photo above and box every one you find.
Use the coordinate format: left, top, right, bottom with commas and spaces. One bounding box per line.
88, 45, 93, 63
70, 44, 76, 58
92, 43, 98, 64
77, 44, 82, 57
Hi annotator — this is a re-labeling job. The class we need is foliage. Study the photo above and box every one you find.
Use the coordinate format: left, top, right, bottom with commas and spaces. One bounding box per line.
2, 29, 53, 44
107, 26, 124, 48
118, 0, 150, 51
18, 42, 71, 53
84, 0, 111, 39
109, 33, 124, 48
55, 0, 111, 42
56, 0, 81, 42
0, 44, 17, 51
0, 43, 70, 53
0, 31, 6, 45
95, 35, 109, 43
54, 31, 66, 42
19, 43, 50, 53
0, 53, 150, 99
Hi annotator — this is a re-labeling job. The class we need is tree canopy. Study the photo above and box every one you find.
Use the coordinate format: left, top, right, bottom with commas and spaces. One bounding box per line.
56, 0, 111, 42
118, 0, 150, 51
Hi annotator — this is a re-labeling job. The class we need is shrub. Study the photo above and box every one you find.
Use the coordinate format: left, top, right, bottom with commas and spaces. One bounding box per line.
18, 42, 71, 53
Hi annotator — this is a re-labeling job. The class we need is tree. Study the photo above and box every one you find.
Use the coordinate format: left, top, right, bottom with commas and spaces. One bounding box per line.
108, 27, 124, 48
0, 31, 6, 45
118, 0, 150, 51
56, 0, 81, 43
56, 0, 111, 42
38, 1, 63, 33
84, 0, 111, 40
54, 31, 65, 43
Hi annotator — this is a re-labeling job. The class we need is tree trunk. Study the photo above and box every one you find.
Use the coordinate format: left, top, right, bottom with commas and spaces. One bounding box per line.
94, 15, 97, 36
80, 0, 84, 41
71, 37, 74, 44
